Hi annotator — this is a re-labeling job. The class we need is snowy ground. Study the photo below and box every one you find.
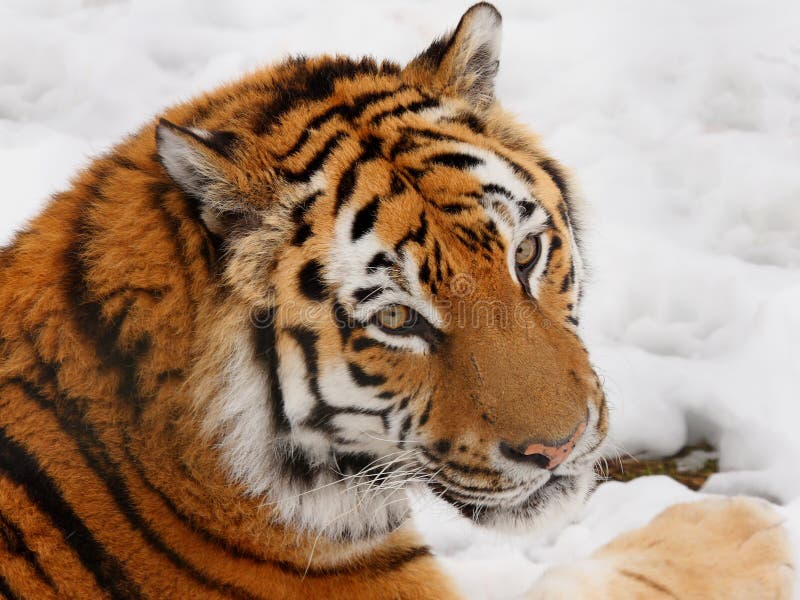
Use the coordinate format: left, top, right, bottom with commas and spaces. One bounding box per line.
2, 1, 799, 597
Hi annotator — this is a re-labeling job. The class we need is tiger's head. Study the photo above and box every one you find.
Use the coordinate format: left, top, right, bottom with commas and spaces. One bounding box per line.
157, 3, 607, 540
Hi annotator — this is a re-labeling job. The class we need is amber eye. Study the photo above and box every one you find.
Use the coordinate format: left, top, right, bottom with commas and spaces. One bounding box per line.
515, 234, 541, 269
375, 305, 411, 331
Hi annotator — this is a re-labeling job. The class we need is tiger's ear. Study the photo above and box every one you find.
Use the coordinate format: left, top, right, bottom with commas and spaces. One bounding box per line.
155, 118, 259, 236
406, 2, 502, 109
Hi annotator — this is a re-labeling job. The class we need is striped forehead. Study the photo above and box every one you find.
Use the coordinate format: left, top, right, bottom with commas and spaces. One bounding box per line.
327, 139, 552, 312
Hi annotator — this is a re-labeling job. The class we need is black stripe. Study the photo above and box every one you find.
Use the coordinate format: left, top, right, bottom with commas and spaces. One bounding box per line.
281, 131, 347, 183
538, 158, 570, 202
426, 152, 482, 170
290, 191, 323, 246
253, 56, 397, 135
334, 158, 359, 213
440, 457, 499, 477
333, 452, 378, 477
347, 362, 387, 387
148, 179, 216, 276
387, 127, 463, 160
352, 286, 383, 304
426, 468, 510, 497
535, 235, 555, 280
2, 379, 425, 582
192, 129, 240, 161
351, 337, 379, 352
2, 377, 257, 600
335, 403, 393, 435
110, 155, 141, 171
0, 574, 18, 600
395, 212, 428, 254
334, 136, 384, 214
65, 207, 153, 418
116, 420, 407, 577
454, 234, 479, 253
482, 183, 515, 199
158, 121, 239, 162
399, 415, 413, 441
501, 155, 536, 186
399, 127, 463, 145
445, 112, 485, 134
0, 511, 56, 589
334, 451, 397, 486
435, 202, 474, 214
351, 196, 381, 241
292, 223, 312, 246
286, 327, 336, 433
366, 252, 393, 273
433, 242, 443, 283
290, 190, 323, 223
455, 224, 481, 246
298, 259, 326, 301
418, 398, 432, 427
0, 425, 142, 599
387, 135, 421, 161
278, 445, 318, 488
252, 307, 290, 431
560, 272, 571, 294
361, 134, 383, 161
390, 173, 406, 195
517, 200, 536, 219
332, 301, 356, 345
412, 28, 457, 71
368, 98, 438, 126
418, 261, 431, 284
279, 88, 401, 158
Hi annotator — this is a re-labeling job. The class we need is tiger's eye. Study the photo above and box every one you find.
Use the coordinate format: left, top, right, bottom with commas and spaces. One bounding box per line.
375, 305, 409, 330
515, 235, 540, 268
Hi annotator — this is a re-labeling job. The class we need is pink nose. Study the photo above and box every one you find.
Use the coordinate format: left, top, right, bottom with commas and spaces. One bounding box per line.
522, 421, 587, 470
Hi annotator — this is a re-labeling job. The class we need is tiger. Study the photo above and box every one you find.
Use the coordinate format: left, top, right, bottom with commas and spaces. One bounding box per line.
0, 3, 792, 599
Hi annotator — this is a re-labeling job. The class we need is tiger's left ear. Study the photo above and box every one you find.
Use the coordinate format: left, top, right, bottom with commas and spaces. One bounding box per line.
156, 118, 259, 237
405, 2, 502, 109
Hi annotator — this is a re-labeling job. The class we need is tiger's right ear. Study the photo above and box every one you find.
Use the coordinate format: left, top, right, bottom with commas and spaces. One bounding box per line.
155, 118, 259, 236
405, 2, 502, 109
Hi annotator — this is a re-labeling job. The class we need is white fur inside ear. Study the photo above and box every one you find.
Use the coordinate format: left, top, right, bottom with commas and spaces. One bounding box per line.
461, 3, 502, 58
156, 123, 215, 199
454, 3, 503, 106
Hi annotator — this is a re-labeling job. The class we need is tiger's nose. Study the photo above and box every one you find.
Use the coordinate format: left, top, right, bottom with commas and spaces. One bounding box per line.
499, 421, 587, 470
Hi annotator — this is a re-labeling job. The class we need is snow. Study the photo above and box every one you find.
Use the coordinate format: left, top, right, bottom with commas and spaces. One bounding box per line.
2, 0, 799, 597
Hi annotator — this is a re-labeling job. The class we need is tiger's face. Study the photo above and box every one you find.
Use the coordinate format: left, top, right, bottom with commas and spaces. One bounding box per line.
271, 127, 607, 532
158, 3, 607, 539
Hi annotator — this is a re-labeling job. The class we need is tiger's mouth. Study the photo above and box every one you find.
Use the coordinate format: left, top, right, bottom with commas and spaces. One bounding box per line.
447, 473, 591, 526
417, 450, 600, 531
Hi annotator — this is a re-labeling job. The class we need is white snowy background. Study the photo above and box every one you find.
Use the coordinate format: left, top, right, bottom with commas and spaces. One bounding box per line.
1, 1, 799, 597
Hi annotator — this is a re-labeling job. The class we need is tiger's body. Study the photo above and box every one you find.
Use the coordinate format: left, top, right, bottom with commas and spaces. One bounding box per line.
0, 4, 792, 599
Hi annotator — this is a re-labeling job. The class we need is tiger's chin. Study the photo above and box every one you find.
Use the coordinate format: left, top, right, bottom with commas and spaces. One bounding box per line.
435, 471, 596, 534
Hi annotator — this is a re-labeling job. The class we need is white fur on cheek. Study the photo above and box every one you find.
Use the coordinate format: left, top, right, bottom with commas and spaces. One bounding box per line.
207, 329, 275, 496
200, 326, 412, 540
275, 334, 316, 425
318, 361, 392, 412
